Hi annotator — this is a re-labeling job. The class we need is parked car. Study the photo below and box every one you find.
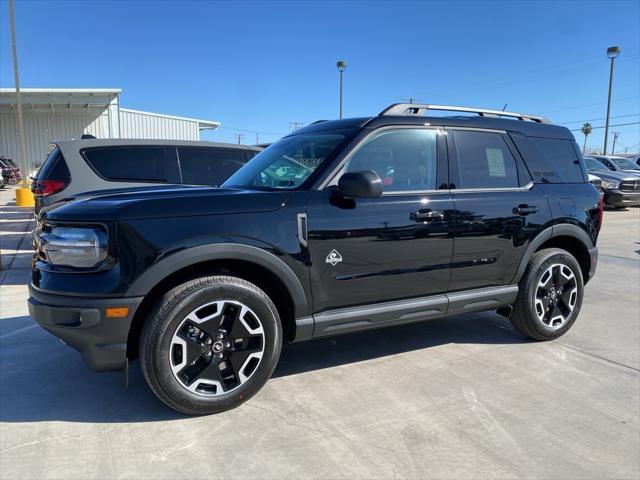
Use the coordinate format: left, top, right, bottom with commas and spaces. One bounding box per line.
584, 156, 640, 208
0, 157, 22, 184
31, 139, 262, 213
30, 103, 602, 415
589, 155, 640, 176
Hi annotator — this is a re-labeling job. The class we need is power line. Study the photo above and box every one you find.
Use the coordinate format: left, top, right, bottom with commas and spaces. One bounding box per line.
570, 121, 640, 132
559, 113, 640, 125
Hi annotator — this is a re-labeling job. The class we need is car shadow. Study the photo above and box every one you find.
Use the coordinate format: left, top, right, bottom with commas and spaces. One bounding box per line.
0, 311, 528, 424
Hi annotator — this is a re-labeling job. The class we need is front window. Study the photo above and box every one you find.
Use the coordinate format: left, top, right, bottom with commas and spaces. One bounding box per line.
585, 157, 608, 172
223, 131, 351, 190
611, 157, 640, 170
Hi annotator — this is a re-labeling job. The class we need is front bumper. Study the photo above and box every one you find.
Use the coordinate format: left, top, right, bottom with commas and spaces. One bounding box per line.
603, 190, 640, 207
28, 286, 143, 371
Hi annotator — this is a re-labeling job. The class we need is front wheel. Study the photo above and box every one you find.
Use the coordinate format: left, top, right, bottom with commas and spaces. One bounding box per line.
140, 276, 282, 415
510, 248, 584, 341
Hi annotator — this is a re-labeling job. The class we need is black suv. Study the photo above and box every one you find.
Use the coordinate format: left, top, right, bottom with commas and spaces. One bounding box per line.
29, 103, 602, 415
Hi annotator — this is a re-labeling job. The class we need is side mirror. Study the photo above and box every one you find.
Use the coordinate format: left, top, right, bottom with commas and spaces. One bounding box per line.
338, 170, 383, 198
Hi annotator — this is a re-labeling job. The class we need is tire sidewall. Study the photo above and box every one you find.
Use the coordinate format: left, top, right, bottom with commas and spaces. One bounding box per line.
524, 251, 584, 339
147, 279, 281, 414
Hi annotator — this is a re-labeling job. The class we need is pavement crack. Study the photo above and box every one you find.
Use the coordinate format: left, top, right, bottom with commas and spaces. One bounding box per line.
0, 425, 124, 453
556, 343, 639, 372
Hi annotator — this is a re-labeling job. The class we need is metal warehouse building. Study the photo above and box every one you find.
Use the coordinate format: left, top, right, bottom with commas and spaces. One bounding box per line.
0, 88, 221, 170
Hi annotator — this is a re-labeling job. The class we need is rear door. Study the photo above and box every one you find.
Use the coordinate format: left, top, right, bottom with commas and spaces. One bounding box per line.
447, 128, 550, 291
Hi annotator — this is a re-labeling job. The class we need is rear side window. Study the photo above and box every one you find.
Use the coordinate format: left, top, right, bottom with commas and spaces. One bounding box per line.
177, 147, 246, 186
452, 131, 519, 189
37, 147, 71, 181
511, 135, 586, 183
83, 147, 165, 182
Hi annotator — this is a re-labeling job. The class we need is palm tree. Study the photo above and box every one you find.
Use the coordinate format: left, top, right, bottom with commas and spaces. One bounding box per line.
581, 123, 592, 154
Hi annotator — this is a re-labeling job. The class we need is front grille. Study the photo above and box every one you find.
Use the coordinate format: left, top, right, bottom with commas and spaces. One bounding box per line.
620, 180, 640, 192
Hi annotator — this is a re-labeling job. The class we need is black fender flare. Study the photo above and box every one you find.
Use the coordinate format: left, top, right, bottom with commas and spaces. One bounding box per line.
125, 243, 309, 317
511, 224, 594, 284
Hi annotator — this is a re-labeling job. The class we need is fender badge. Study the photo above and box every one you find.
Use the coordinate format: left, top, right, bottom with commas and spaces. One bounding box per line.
326, 249, 343, 266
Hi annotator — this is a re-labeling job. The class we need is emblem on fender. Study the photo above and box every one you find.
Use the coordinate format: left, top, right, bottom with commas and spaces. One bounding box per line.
326, 249, 343, 266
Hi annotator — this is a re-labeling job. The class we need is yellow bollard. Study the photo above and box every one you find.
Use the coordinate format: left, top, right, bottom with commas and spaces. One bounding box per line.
15, 187, 35, 207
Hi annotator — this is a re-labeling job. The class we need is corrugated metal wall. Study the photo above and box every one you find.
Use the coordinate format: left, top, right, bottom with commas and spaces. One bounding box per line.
0, 108, 110, 169
120, 109, 200, 140
0, 107, 202, 171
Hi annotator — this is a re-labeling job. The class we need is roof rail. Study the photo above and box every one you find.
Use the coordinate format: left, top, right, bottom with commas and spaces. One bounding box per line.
379, 103, 550, 124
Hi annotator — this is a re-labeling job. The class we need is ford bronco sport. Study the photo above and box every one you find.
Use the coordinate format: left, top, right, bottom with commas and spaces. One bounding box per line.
29, 103, 602, 415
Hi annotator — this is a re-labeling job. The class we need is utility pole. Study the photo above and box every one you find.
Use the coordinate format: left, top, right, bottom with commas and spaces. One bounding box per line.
9, 0, 28, 184
612, 132, 619, 155
289, 121, 303, 131
234, 133, 245, 145
255, 132, 259, 145
401, 97, 421, 104
603, 46, 620, 155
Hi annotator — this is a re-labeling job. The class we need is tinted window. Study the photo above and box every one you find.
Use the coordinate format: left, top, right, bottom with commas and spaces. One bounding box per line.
224, 131, 350, 190
37, 147, 70, 181
585, 157, 609, 172
611, 157, 640, 170
83, 147, 165, 182
345, 129, 437, 192
533, 138, 585, 182
453, 131, 518, 189
178, 147, 246, 186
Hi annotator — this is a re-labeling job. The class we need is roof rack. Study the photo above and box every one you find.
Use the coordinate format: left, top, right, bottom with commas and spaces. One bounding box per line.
379, 103, 550, 124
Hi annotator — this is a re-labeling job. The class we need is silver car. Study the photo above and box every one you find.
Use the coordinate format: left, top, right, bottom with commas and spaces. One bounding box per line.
32, 139, 262, 213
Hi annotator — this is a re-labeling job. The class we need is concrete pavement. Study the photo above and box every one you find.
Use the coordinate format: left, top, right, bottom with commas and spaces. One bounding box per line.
1, 186, 638, 479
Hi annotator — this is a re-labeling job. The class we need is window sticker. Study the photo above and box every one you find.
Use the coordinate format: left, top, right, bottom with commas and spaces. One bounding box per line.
486, 148, 506, 177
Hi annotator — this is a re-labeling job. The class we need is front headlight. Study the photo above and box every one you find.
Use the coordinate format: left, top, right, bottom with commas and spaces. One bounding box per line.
600, 180, 620, 189
39, 226, 108, 268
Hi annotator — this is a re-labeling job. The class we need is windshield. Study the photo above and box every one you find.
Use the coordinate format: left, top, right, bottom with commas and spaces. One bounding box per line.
585, 157, 608, 171
611, 157, 640, 170
223, 131, 351, 190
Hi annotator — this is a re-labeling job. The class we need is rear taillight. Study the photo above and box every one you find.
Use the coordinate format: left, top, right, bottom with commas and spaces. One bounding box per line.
31, 179, 68, 196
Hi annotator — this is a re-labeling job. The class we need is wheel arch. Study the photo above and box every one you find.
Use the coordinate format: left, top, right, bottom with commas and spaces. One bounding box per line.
512, 224, 594, 285
125, 244, 309, 360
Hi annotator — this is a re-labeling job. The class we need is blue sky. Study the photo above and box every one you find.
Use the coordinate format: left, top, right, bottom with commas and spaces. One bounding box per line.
1, 0, 639, 152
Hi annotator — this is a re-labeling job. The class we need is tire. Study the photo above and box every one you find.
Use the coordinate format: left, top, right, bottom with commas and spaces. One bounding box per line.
510, 248, 584, 341
139, 276, 282, 415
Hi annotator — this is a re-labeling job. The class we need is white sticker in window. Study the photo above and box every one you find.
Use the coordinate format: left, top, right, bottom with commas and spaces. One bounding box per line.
486, 148, 506, 177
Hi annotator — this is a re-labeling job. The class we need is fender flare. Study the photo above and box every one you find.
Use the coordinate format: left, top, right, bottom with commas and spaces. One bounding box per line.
511, 224, 594, 284
125, 243, 309, 317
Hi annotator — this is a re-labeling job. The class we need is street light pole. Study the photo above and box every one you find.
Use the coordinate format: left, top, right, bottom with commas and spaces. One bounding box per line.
603, 46, 620, 155
337, 60, 347, 119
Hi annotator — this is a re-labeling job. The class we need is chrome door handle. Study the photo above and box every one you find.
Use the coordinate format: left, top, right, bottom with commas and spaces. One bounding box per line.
513, 205, 538, 215
411, 209, 444, 222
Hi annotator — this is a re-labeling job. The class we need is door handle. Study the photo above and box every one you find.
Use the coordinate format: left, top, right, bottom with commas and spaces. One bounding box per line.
513, 204, 538, 215
411, 209, 444, 222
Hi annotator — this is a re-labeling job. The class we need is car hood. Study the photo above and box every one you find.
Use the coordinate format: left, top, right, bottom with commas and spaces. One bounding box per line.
586, 169, 639, 182
41, 185, 295, 221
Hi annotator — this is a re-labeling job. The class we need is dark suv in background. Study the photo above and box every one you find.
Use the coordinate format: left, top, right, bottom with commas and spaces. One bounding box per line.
32, 139, 262, 213
29, 103, 601, 415
584, 156, 640, 208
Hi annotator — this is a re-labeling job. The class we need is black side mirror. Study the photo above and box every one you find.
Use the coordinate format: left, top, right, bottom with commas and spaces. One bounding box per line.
338, 170, 383, 198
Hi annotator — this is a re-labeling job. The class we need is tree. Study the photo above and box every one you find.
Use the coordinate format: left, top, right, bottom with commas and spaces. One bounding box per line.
581, 123, 592, 154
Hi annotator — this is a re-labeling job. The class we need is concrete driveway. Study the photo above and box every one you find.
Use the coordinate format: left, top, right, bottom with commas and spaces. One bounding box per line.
1, 186, 638, 479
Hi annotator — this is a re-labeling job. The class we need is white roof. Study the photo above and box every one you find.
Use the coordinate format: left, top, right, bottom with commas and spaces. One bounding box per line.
120, 108, 221, 128
0, 88, 121, 108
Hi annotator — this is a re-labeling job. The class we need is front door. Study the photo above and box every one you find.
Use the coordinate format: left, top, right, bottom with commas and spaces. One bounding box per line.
306, 127, 455, 315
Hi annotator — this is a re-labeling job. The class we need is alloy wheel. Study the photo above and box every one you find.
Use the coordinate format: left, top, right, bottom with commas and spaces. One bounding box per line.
534, 263, 578, 330
169, 300, 265, 395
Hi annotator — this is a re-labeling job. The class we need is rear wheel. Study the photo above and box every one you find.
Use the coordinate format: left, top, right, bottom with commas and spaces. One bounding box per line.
510, 248, 584, 341
140, 276, 282, 415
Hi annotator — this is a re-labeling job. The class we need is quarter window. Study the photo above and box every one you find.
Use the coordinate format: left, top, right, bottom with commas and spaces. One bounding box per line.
453, 131, 518, 189
344, 129, 437, 192
83, 147, 165, 182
